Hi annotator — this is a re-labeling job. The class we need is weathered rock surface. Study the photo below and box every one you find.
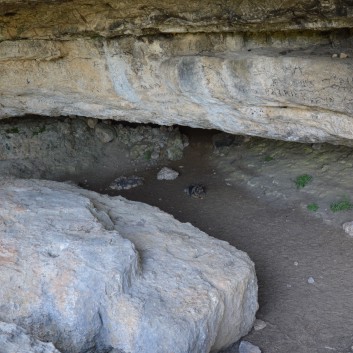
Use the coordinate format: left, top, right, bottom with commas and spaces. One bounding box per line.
0, 178, 258, 353
0, 0, 353, 40
1, 31, 353, 144
0, 118, 188, 181
1, 0, 353, 144
0, 321, 62, 353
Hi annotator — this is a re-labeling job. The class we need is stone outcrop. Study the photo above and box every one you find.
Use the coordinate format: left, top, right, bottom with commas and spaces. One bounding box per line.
0, 178, 258, 353
0, 0, 353, 40
0, 1, 353, 144
1, 33, 353, 145
0, 321, 61, 353
0, 117, 188, 180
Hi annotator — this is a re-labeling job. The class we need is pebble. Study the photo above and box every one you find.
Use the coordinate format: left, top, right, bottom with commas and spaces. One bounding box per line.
340, 52, 348, 59
95, 123, 116, 143
308, 277, 315, 284
157, 167, 179, 180
239, 341, 262, 353
342, 221, 353, 237
253, 319, 267, 331
321, 164, 329, 172
294, 261, 298, 266
151, 150, 160, 160
86, 118, 98, 129
332, 53, 338, 58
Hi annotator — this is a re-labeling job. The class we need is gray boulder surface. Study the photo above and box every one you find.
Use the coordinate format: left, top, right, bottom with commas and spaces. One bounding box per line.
0, 178, 258, 353
0, 321, 62, 353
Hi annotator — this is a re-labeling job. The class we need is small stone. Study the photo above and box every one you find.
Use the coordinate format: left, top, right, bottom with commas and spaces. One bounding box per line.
87, 118, 98, 129
253, 319, 267, 331
342, 221, 353, 237
294, 261, 299, 266
95, 123, 116, 143
109, 175, 144, 190
321, 164, 329, 172
151, 150, 160, 160
157, 167, 179, 180
166, 146, 183, 160
184, 184, 206, 199
308, 277, 315, 284
239, 341, 262, 353
339, 52, 348, 59
332, 53, 338, 58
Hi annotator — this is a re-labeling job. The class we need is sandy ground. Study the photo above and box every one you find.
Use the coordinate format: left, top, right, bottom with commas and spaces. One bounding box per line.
2, 118, 353, 353
83, 129, 353, 353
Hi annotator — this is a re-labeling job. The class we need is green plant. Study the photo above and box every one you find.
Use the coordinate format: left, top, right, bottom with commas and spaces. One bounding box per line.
307, 203, 319, 212
264, 155, 274, 162
5, 127, 19, 134
144, 150, 152, 161
330, 197, 353, 212
295, 174, 312, 189
32, 126, 46, 136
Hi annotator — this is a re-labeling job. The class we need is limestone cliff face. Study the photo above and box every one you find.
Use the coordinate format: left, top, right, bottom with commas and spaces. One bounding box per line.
1, 0, 353, 144
1, 0, 353, 39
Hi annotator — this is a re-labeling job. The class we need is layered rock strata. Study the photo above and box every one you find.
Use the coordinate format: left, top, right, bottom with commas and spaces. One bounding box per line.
0, 1, 353, 144
0, 0, 353, 39
1, 31, 353, 144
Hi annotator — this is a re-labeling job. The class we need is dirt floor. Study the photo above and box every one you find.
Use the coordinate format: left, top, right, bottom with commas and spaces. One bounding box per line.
80, 129, 353, 353
2, 118, 353, 353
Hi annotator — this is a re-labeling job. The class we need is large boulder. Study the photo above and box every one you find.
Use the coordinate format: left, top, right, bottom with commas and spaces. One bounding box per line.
0, 178, 258, 353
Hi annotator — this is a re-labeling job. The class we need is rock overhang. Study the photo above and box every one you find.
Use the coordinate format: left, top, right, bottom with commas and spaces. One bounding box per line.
1, 0, 353, 144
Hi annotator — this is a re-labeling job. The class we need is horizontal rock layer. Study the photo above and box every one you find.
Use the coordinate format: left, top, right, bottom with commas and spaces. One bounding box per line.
0, 178, 258, 353
0, 0, 353, 40
1, 33, 353, 144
